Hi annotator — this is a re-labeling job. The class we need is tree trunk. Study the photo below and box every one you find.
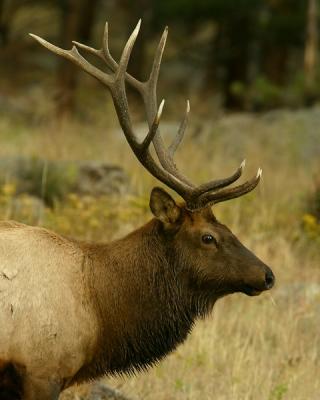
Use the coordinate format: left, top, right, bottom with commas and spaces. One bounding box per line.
217, 19, 250, 110
304, 0, 318, 94
0, 0, 16, 47
263, 44, 288, 86
56, 0, 98, 117
224, 27, 250, 110
0, 1, 9, 47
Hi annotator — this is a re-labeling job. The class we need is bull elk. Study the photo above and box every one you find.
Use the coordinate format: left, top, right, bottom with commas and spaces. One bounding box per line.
0, 20, 275, 400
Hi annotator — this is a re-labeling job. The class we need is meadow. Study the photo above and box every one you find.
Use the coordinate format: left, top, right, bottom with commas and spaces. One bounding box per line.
1, 100, 319, 399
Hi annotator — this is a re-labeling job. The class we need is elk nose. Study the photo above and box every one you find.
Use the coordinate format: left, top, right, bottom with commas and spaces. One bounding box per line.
264, 268, 275, 289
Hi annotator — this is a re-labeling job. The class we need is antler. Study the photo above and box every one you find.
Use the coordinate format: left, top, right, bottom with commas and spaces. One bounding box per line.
30, 20, 261, 210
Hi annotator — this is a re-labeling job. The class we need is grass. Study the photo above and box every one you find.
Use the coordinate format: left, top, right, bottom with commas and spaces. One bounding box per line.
1, 101, 320, 400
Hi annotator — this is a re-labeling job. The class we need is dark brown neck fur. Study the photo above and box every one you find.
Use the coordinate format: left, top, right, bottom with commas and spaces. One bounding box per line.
73, 219, 215, 382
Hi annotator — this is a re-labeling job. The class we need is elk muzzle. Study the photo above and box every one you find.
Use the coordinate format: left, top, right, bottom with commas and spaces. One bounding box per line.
242, 265, 275, 296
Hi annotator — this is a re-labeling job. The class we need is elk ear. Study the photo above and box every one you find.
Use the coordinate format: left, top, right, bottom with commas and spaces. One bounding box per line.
150, 187, 181, 226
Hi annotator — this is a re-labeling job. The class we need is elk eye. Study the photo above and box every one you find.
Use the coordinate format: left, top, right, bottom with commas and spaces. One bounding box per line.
202, 234, 216, 245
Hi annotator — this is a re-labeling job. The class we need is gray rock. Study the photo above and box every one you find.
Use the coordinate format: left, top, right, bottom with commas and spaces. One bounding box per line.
88, 382, 133, 400
75, 162, 129, 196
60, 382, 133, 400
0, 157, 130, 203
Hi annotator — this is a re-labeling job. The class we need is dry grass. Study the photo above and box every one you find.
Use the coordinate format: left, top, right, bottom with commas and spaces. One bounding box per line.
1, 104, 320, 400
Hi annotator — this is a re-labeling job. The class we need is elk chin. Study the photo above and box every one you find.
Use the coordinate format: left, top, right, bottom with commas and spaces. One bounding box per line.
242, 285, 263, 296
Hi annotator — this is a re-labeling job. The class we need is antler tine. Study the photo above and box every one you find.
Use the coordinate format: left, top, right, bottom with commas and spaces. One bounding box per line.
72, 40, 103, 60
146, 27, 168, 99
107, 19, 147, 148
192, 160, 246, 197
116, 19, 141, 80
168, 100, 190, 159
196, 168, 262, 208
141, 100, 165, 151
102, 22, 115, 68
140, 27, 195, 187
73, 22, 143, 93
29, 34, 113, 87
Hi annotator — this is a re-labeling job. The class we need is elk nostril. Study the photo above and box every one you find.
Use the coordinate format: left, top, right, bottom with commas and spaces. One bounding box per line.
265, 269, 275, 289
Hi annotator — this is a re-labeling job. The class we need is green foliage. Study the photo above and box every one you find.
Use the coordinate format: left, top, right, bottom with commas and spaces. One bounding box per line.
229, 76, 284, 110
251, 77, 283, 108
248, 76, 283, 109
230, 71, 320, 110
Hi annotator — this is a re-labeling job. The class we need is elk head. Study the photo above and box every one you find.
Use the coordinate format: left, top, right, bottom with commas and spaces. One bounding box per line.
149, 186, 274, 299
30, 20, 275, 300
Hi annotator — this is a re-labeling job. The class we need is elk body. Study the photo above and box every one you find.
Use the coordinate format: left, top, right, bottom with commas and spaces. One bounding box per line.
0, 20, 275, 400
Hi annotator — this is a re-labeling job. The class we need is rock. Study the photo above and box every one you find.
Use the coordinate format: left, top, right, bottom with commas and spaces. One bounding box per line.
0, 157, 130, 204
88, 382, 133, 400
75, 162, 129, 196
60, 382, 133, 400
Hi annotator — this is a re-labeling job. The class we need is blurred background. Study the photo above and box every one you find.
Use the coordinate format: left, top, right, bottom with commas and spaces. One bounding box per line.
1, 0, 320, 114
1, 1, 320, 400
